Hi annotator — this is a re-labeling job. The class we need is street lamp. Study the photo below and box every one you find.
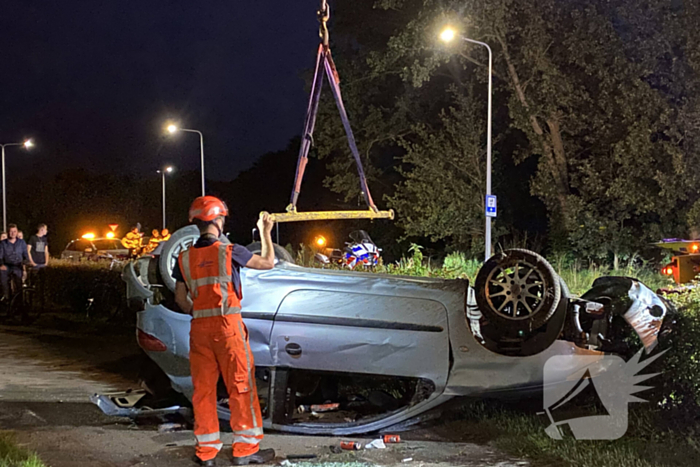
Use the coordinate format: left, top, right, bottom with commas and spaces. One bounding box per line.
0, 139, 33, 232
440, 26, 493, 261
165, 123, 206, 197
157, 166, 174, 230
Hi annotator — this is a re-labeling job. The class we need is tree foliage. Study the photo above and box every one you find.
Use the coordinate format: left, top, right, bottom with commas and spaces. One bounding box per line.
314, 0, 700, 259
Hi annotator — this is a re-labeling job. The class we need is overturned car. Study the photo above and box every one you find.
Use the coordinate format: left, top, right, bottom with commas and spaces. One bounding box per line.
111, 226, 672, 435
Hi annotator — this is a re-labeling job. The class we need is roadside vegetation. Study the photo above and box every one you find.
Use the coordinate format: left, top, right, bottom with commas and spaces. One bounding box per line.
0, 432, 45, 467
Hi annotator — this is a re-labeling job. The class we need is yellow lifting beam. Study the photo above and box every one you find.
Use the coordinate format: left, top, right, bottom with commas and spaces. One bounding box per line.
264, 208, 395, 224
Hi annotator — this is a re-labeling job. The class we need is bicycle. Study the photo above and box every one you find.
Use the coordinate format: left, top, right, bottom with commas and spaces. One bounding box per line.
84, 275, 126, 321
9, 281, 38, 324
0, 268, 39, 324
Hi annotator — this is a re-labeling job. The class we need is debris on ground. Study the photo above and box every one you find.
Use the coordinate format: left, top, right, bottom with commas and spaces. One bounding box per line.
286, 454, 318, 460
365, 439, 386, 450
340, 441, 363, 450
297, 403, 340, 413
383, 434, 401, 444
157, 422, 186, 433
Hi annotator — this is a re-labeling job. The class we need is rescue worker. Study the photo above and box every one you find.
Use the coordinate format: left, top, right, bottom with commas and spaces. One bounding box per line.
121, 224, 143, 257
174, 196, 276, 466
146, 229, 162, 253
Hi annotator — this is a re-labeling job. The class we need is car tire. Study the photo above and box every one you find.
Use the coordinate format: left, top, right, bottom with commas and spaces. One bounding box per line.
245, 242, 294, 264
475, 248, 561, 336
158, 226, 200, 293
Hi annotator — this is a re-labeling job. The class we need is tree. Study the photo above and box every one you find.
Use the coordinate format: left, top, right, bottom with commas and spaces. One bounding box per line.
317, 0, 700, 260
388, 86, 488, 252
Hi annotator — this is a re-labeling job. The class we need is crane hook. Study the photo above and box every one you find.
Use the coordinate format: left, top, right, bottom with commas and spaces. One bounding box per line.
317, 0, 330, 47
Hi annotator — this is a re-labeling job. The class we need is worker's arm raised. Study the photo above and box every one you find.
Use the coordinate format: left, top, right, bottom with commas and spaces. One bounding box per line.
245, 213, 275, 270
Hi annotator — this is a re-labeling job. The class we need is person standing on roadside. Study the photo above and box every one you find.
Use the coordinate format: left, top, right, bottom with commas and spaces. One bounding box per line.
0, 224, 29, 301
28, 224, 50, 268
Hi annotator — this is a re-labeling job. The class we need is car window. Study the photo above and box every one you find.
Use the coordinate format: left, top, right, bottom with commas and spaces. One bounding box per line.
68, 240, 93, 251
94, 239, 122, 250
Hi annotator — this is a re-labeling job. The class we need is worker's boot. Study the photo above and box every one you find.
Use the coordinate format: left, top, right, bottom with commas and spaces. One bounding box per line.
193, 455, 217, 467
231, 448, 275, 465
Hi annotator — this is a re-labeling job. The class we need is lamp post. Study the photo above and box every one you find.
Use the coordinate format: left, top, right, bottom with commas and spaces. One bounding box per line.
157, 166, 174, 230
0, 140, 33, 232
440, 27, 493, 261
167, 124, 206, 196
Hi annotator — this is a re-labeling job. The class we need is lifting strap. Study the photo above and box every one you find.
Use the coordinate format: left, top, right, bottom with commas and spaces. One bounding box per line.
267, 1, 394, 224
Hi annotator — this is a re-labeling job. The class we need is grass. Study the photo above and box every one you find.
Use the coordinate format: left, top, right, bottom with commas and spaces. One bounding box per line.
552, 255, 671, 296
446, 402, 700, 467
444, 401, 700, 467
0, 432, 45, 467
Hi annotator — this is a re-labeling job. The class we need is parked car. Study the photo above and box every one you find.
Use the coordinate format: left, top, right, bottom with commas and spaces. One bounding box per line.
61, 237, 129, 261
106, 226, 673, 435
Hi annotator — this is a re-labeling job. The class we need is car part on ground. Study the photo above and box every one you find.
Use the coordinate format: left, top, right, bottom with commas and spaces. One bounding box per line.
90, 389, 191, 418
113, 226, 675, 435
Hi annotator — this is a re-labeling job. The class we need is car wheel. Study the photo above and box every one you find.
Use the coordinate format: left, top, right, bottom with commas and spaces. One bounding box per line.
158, 226, 200, 293
245, 242, 294, 264
475, 249, 561, 336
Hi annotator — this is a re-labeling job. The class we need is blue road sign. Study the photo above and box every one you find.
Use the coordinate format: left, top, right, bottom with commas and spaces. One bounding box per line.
486, 194, 497, 218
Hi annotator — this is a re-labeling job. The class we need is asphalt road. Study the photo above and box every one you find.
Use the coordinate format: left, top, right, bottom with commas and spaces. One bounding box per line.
0, 324, 528, 467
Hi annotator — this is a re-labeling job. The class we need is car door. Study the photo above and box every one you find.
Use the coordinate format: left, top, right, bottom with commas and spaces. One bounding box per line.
268, 288, 450, 388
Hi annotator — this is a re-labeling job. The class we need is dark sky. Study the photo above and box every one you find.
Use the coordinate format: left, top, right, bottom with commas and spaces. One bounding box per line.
1, 1, 319, 181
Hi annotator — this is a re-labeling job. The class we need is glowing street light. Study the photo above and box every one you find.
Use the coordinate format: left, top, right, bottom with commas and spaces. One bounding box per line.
157, 166, 175, 230
0, 139, 34, 232
439, 27, 457, 43
440, 25, 494, 261
165, 122, 206, 196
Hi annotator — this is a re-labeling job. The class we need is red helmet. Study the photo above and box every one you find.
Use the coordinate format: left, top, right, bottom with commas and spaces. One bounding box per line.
189, 196, 229, 222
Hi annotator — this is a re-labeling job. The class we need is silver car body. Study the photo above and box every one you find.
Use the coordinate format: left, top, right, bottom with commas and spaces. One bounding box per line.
123, 229, 617, 435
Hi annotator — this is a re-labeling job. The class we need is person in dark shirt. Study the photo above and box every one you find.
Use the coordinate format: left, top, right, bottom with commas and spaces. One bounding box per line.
28, 224, 50, 268
0, 224, 29, 300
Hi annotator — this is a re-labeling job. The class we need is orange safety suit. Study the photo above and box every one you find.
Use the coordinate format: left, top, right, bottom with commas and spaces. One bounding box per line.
179, 241, 264, 462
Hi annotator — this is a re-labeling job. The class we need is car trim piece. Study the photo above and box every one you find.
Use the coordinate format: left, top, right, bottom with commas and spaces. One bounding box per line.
273, 314, 444, 333
241, 311, 274, 321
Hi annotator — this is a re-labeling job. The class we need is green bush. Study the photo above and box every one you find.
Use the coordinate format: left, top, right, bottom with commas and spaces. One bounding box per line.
653, 289, 700, 415
38, 259, 124, 316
